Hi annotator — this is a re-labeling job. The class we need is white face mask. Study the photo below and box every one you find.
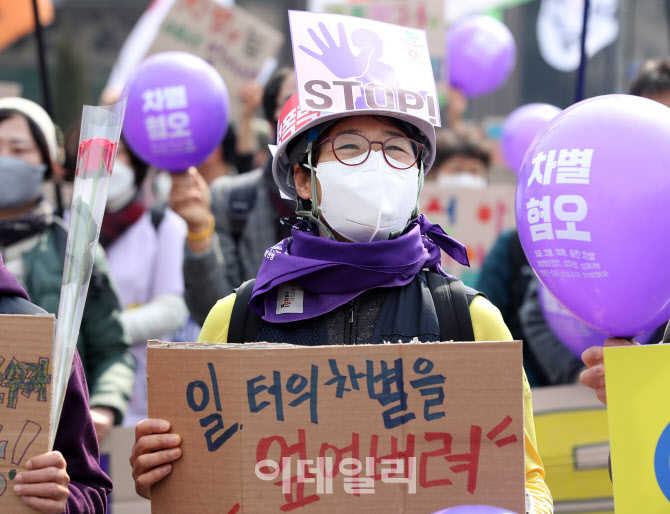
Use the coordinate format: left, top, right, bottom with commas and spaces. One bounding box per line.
315, 150, 419, 242
107, 161, 136, 212
437, 172, 487, 189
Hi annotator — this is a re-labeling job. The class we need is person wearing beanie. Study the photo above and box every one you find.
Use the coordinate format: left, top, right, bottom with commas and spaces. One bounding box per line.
0, 253, 113, 512
0, 97, 136, 442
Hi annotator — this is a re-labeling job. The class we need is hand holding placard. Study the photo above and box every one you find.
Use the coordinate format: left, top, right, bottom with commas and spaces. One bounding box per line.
129, 419, 181, 500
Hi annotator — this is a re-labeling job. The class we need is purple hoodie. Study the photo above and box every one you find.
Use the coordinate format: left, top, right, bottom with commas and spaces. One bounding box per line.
0, 254, 113, 511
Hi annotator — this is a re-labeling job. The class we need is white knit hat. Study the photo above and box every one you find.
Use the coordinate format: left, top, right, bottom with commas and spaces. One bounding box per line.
0, 97, 59, 162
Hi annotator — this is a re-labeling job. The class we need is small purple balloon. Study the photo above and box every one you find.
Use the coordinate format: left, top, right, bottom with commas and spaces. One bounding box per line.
122, 51, 229, 172
502, 103, 562, 175
516, 94, 670, 337
538, 283, 655, 357
432, 505, 519, 514
447, 16, 516, 98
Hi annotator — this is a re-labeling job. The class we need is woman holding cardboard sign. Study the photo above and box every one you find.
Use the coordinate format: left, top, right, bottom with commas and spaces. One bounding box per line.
0, 254, 112, 512
131, 90, 554, 512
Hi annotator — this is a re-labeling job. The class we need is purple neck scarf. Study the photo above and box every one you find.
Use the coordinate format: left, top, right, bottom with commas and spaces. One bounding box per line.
0, 253, 29, 300
249, 214, 469, 323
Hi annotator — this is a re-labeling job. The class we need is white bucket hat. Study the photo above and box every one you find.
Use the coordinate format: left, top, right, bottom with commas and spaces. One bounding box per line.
0, 97, 59, 163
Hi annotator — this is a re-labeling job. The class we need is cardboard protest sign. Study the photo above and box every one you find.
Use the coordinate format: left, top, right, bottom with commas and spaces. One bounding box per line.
289, 10, 440, 127
420, 183, 517, 286
532, 384, 614, 513
604, 344, 670, 512
0, 314, 54, 512
147, 340, 525, 513
148, 0, 284, 121
321, 0, 447, 82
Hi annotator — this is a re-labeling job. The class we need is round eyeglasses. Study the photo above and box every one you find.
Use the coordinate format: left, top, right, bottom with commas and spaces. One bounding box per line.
315, 133, 425, 170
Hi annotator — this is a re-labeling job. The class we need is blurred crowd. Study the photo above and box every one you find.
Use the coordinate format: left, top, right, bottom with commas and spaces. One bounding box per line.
3, 51, 670, 446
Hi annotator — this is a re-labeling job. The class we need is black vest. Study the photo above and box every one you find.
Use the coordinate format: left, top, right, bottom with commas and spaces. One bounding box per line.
250, 271, 481, 346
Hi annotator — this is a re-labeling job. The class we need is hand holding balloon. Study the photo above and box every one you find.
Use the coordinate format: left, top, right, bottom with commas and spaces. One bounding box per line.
580, 338, 638, 405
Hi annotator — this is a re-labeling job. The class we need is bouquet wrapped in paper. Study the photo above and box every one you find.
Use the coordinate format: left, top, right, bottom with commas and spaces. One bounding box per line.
50, 99, 127, 447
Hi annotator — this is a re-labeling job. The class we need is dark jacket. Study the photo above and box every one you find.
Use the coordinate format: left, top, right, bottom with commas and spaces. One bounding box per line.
518, 277, 585, 384
0, 294, 113, 513
18, 219, 135, 423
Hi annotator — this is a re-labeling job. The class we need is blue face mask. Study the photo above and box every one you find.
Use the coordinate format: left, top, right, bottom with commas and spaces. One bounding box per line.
0, 155, 47, 209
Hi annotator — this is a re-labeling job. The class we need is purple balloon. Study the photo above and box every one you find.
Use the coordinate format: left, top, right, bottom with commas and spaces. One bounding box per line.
516, 94, 670, 337
447, 16, 516, 98
432, 506, 519, 514
538, 283, 655, 357
122, 51, 229, 172
502, 103, 562, 175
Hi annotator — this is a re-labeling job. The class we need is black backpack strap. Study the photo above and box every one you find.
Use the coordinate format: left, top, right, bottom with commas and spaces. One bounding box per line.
228, 279, 261, 343
427, 272, 476, 342
229, 180, 258, 243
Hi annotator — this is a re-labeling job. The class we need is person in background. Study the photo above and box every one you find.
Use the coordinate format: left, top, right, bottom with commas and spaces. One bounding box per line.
0, 97, 135, 441
628, 57, 670, 107
519, 276, 590, 385
170, 67, 297, 326
1, 254, 113, 513
477, 229, 549, 386
446, 86, 469, 130
97, 137, 188, 427
429, 125, 490, 188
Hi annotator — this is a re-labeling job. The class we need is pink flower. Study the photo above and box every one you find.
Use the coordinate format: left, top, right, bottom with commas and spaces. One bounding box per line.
77, 138, 117, 176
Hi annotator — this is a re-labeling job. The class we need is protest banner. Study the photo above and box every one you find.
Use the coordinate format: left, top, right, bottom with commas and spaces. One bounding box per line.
420, 183, 517, 286
532, 384, 613, 513
321, 0, 447, 83
147, 340, 525, 513
0, 314, 53, 512
289, 10, 440, 127
147, 0, 284, 121
604, 344, 670, 513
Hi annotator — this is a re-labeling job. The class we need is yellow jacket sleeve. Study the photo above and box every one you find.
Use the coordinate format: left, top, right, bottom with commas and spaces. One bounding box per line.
197, 291, 553, 512
470, 295, 554, 514
197, 293, 236, 343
